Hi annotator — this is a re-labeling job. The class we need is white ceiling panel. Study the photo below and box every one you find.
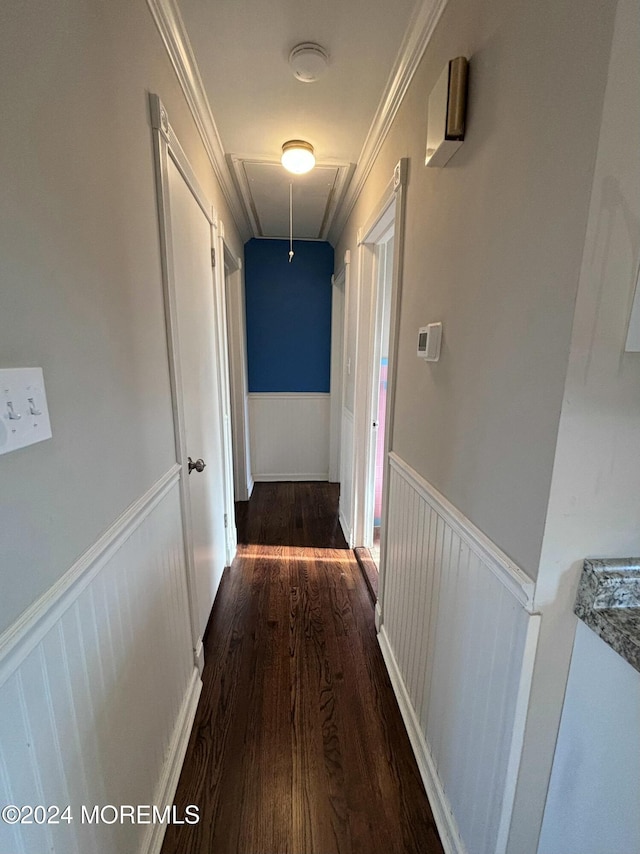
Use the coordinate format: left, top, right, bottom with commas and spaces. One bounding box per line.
232, 159, 350, 240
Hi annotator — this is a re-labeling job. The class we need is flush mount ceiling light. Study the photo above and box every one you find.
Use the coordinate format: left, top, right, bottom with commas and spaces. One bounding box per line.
281, 139, 315, 174
289, 43, 329, 83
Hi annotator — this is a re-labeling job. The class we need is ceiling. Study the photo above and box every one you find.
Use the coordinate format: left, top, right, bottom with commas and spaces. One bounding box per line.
176, 0, 421, 243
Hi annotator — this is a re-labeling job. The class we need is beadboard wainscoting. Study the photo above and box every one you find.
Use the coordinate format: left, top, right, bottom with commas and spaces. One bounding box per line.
379, 453, 539, 854
248, 393, 330, 481
339, 407, 355, 545
0, 469, 200, 854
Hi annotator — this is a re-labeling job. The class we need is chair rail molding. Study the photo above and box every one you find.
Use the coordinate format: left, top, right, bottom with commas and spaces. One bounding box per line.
0, 472, 198, 854
0, 464, 181, 686
388, 452, 535, 610
380, 452, 541, 854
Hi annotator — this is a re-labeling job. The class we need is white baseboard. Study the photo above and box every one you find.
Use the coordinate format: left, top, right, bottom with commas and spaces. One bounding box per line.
378, 626, 467, 854
194, 637, 205, 676
142, 667, 202, 854
339, 508, 352, 547
374, 601, 383, 631
253, 473, 329, 482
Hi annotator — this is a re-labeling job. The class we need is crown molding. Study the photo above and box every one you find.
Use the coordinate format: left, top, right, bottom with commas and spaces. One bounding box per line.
146, 0, 252, 241
328, 0, 450, 244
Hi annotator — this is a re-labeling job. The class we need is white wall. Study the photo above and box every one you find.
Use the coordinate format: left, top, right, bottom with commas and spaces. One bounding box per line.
0, 0, 242, 636
0, 1, 244, 850
538, 623, 640, 854
333, 0, 623, 849
525, 2, 640, 850
249, 393, 330, 481
335, 0, 615, 579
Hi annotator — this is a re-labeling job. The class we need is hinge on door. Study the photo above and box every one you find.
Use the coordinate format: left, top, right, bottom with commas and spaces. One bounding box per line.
224, 513, 228, 528
211, 247, 216, 268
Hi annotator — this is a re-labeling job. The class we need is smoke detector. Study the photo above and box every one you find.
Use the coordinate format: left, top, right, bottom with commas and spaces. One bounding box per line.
289, 43, 329, 83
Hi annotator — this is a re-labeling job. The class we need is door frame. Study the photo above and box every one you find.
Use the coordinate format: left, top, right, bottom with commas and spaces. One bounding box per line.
150, 93, 234, 672
329, 268, 346, 483
213, 220, 239, 563
352, 159, 407, 627
337, 252, 355, 545
222, 237, 253, 502
365, 228, 394, 549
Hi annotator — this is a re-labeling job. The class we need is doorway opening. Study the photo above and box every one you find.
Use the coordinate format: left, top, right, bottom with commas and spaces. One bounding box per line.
368, 228, 394, 568
222, 244, 252, 505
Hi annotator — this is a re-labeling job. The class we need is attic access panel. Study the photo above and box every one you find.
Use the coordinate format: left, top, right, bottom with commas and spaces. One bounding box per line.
233, 159, 341, 240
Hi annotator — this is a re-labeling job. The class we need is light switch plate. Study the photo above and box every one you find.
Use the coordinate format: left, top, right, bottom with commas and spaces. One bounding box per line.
0, 368, 52, 455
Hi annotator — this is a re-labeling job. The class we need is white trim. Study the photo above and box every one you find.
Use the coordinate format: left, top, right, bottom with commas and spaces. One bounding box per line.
351, 163, 407, 551
378, 626, 467, 854
145, 0, 251, 240
339, 404, 355, 547
142, 667, 202, 854
254, 473, 329, 482
225, 256, 252, 502
359, 176, 397, 244
167, 127, 216, 225
0, 465, 181, 686
329, 0, 450, 243
388, 452, 536, 611
194, 637, 205, 676
339, 509, 352, 547
329, 267, 346, 482
248, 392, 330, 400
212, 219, 238, 566
374, 601, 383, 631
495, 614, 541, 854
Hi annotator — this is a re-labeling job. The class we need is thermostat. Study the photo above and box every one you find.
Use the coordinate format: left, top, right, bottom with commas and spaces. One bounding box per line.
417, 323, 442, 361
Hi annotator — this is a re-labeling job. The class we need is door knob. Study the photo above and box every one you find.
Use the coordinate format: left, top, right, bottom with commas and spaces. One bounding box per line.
188, 457, 206, 474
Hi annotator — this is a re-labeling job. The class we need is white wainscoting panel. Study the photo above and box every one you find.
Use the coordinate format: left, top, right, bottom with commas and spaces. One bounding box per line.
249, 393, 330, 481
0, 472, 200, 854
379, 453, 539, 854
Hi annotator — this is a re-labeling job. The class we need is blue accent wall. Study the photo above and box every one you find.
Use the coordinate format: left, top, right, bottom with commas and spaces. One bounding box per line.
245, 239, 334, 393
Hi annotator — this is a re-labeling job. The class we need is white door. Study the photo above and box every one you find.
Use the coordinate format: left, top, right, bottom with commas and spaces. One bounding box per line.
168, 157, 227, 639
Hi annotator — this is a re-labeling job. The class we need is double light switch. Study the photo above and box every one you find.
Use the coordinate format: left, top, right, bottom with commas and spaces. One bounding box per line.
0, 368, 52, 455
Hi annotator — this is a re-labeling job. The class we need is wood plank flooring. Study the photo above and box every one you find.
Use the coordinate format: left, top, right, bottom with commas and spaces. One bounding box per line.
161, 483, 443, 854
235, 482, 349, 549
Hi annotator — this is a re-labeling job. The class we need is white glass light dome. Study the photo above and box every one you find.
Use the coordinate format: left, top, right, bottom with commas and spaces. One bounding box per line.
281, 140, 315, 174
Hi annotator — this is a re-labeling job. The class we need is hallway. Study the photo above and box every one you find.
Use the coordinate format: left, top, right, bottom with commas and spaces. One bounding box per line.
161, 484, 443, 854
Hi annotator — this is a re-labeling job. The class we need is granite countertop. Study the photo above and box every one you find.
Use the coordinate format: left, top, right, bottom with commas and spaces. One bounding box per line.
574, 558, 640, 674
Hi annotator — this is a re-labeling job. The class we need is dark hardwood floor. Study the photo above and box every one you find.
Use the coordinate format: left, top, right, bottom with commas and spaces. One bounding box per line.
353, 547, 379, 605
235, 481, 349, 549
161, 483, 443, 854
